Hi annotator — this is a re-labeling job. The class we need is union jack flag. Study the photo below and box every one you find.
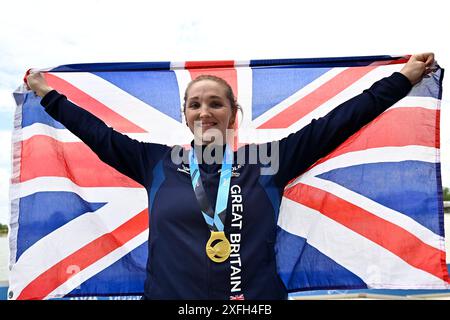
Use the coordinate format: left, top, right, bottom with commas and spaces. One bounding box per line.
9, 56, 449, 299
230, 294, 245, 300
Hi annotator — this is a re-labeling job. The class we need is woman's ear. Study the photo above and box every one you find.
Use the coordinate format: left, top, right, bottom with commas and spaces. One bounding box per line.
228, 110, 237, 128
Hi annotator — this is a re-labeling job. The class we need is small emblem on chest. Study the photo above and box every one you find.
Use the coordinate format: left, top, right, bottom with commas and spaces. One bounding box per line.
177, 164, 243, 177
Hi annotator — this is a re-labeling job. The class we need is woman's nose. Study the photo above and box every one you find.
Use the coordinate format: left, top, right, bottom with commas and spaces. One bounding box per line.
199, 104, 212, 118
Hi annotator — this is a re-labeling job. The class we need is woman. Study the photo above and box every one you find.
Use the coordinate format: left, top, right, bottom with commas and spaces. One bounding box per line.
26, 53, 435, 300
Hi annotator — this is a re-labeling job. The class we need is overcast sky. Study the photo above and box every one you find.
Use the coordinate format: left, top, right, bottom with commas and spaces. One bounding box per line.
0, 0, 449, 224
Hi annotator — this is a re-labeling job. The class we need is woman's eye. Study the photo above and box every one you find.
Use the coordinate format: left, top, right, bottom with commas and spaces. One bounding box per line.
211, 102, 223, 108
189, 103, 200, 109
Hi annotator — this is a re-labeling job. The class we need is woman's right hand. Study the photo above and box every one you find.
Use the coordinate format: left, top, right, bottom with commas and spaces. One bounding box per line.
26, 71, 54, 97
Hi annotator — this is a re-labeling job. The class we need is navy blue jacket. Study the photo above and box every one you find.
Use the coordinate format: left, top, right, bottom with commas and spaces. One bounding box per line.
41, 72, 412, 300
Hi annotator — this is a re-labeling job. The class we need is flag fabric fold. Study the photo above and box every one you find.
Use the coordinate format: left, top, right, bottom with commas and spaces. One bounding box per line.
9, 55, 449, 299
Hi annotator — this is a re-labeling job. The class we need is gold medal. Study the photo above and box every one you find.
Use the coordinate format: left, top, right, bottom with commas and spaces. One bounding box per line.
206, 231, 231, 263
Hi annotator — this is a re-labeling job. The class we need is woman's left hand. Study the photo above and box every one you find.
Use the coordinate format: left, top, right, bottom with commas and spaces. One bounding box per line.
400, 53, 435, 86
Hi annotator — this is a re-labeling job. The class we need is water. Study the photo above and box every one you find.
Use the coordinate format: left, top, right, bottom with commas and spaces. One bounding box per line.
0, 236, 8, 282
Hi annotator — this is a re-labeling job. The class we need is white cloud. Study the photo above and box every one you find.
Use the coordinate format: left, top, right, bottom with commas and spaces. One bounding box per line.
0, 166, 10, 225
0, 89, 15, 112
0, 131, 12, 225
0, 132, 11, 167
0, 206, 8, 226
0, 0, 449, 216
0, 0, 448, 63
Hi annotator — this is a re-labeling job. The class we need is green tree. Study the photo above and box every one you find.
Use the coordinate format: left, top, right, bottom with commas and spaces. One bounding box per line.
0, 223, 8, 234
444, 187, 450, 201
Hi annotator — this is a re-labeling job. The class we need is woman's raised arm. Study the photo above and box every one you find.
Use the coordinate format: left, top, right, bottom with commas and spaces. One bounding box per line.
273, 53, 434, 187
25, 71, 169, 186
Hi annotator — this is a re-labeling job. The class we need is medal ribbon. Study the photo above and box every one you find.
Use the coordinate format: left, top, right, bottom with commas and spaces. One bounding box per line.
189, 145, 233, 232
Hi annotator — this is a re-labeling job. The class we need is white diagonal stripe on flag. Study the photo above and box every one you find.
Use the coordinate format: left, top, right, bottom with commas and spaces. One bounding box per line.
45, 230, 148, 299
295, 175, 444, 250
278, 197, 449, 289
288, 145, 438, 188
51, 72, 192, 145
9, 184, 147, 298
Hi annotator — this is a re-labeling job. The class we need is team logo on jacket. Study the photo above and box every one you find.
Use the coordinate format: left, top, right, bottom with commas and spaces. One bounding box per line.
177, 164, 243, 177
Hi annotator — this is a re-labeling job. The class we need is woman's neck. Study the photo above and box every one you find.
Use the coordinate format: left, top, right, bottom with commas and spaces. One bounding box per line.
191, 142, 227, 165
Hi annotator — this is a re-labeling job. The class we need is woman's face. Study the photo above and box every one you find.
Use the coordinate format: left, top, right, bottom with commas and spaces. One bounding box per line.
184, 80, 236, 145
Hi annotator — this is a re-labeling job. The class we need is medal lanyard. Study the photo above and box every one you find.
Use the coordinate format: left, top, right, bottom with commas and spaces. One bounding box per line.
189, 145, 233, 232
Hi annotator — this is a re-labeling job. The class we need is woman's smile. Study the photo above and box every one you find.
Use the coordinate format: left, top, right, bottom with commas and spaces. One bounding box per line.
185, 79, 236, 144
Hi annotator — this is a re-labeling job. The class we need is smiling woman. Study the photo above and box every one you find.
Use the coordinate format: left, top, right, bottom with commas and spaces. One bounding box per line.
19, 54, 440, 300
183, 75, 240, 145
